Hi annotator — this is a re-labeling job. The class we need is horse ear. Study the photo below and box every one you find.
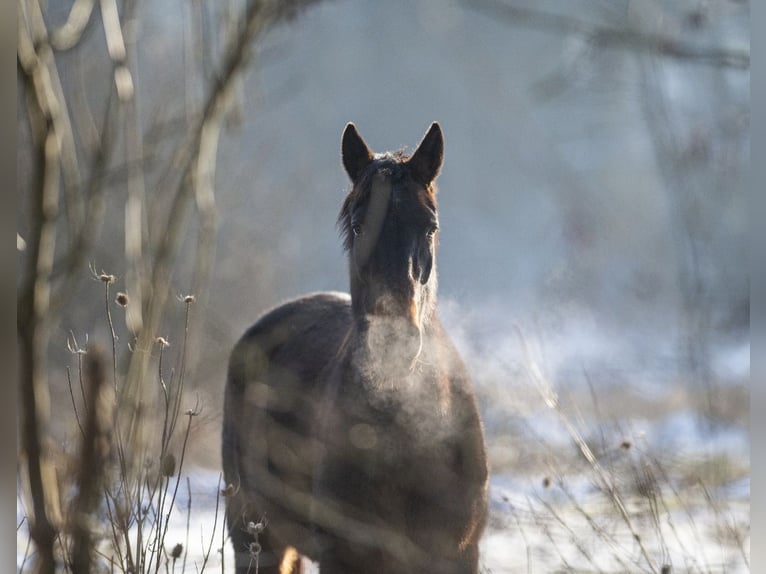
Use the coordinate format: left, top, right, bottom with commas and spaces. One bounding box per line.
342, 123, 374, 183
408, 122, 444, 185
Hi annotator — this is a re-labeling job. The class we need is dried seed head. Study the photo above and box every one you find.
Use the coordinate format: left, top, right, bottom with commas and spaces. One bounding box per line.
620, 440, 632, 450
99, 273, 115, 284
170, 543, 183, 559
115, 292, 129, 307
155, 337, 170, 348
183, 294, 195, 304
67, 333, 88, 355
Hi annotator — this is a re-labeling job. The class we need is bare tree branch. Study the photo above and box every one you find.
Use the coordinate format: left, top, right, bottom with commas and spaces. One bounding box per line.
462, 0, 749, 69
49, 0, 96, 51
18, 1, 68, 567
118, 0, 321, 481
123, 0, 148, 336
17, 1, 320, 569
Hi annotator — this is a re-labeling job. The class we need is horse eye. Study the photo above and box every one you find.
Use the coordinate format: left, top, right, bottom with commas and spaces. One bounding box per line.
426, 225, 439, 238
352, 223, 363, 237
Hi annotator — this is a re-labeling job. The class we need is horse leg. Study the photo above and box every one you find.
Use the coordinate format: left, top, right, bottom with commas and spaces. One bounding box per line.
226, 497, 303, 574
229, 524, 303, 574
279, 546, 305, 574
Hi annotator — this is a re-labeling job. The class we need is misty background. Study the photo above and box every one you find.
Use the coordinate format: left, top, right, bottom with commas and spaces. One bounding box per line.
17, 0, 750, 571
19, 0, 748, 510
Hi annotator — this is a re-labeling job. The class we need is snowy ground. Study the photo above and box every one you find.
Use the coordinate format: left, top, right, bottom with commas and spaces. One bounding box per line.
17, 339, 749, 572
19, 459, 748, 573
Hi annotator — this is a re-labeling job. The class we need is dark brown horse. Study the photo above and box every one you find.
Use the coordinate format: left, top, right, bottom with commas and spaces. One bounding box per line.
222, 123, 488, 574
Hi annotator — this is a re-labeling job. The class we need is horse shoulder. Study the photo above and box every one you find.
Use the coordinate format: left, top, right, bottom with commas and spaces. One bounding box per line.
228, 291, 352, 387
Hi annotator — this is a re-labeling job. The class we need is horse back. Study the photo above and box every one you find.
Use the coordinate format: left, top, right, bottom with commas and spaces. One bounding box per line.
228, 291, 351, 389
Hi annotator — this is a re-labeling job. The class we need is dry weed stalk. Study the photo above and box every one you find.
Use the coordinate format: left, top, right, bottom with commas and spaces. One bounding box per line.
515, 324, 659, 572
69, 346, 115, 573
18, 1, 320, 571
507, 325, 748, 573
47, 291, 225, 574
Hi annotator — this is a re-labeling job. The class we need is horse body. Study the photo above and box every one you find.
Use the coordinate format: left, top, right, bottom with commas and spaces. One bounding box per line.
223, 123, 488, 574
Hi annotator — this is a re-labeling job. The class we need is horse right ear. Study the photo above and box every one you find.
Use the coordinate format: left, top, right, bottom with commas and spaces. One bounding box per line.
342, 123, 374, 184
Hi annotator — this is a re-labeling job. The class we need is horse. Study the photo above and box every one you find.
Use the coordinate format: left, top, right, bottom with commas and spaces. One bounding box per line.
222, 122, 488, 574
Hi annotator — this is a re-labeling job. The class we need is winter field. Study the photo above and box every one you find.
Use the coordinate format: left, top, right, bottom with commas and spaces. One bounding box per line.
17, 328, 749, 573
17, 0, 748, 572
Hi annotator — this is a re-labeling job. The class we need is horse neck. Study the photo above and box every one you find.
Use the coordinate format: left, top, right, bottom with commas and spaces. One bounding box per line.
345, 311, 447, 387
341, 313, 456, 424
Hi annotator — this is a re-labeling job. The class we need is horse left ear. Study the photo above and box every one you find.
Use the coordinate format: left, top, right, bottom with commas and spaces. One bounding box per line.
342, 123, 374, 184
408, 122, 444, 185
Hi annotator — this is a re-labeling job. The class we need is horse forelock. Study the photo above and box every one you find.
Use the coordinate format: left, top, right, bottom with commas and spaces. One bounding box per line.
337, 154, 437, 252
338, 157, 395, 251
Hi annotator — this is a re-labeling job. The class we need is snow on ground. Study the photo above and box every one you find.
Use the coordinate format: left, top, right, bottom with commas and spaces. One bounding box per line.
17, 332, 749, 572
19, 463, 747, 573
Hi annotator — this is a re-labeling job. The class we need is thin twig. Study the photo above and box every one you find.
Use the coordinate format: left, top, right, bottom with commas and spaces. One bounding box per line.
534, 487, 601, 573
528, 494, 574, 572
103, 487, 127, 571
501, 495, 532, 574
650, 455, 714, 573
557, 478, 635, 573
168, 297, 194, 443
514, 325, 659, 573
183, 476, 192, 574
97, 270, 119, 390
158, 338, 172, 459
70, 346, 115, 573
461, 0, 749, 69
65, 367, 85, 437
699, 478, 750, 570
19, 524, 33, 574
198, 473, 224, 573
122, 0, 316, 463
156, 402, 202, 574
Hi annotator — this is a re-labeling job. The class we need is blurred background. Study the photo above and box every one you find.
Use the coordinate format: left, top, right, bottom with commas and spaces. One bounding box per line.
17, 0, 749, 571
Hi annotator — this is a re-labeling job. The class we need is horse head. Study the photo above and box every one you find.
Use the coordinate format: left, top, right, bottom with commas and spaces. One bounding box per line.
338, 123, 444, 375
